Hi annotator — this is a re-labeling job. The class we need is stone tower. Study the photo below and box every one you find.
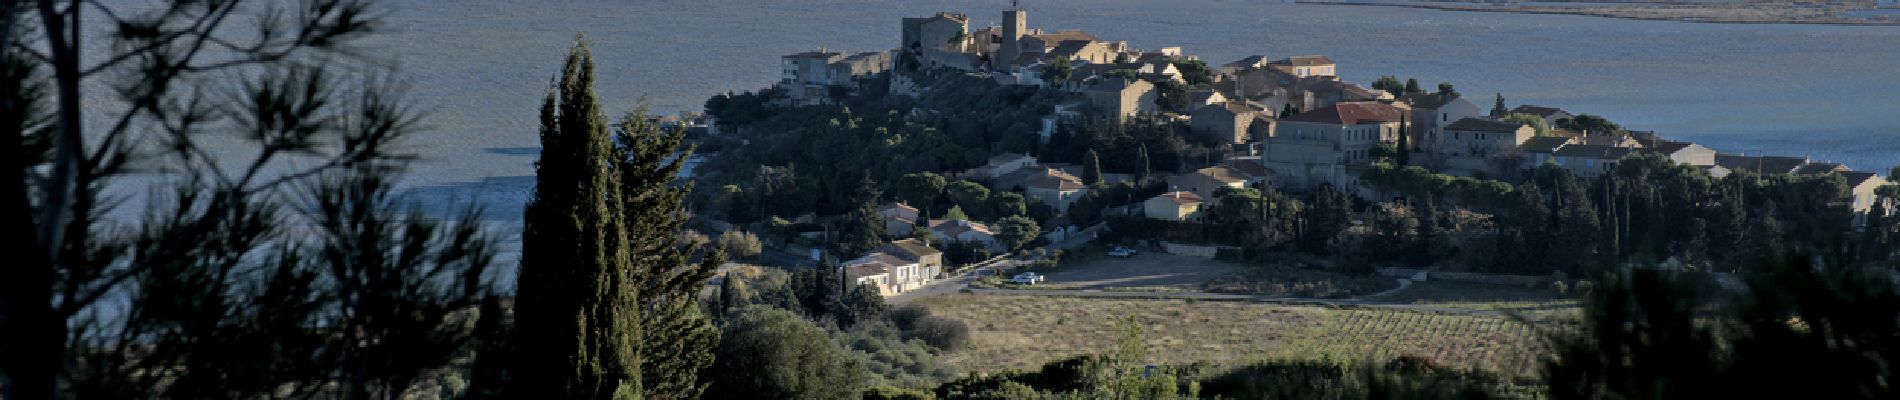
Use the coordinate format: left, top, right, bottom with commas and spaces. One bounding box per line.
999, 2, 1026, 69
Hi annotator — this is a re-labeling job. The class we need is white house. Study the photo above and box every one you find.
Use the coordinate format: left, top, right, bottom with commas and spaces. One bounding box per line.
1143, 191, 1205, 221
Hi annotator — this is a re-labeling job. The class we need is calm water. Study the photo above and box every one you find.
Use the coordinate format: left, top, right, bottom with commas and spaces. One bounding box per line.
371, 0, 1900, 194
336, 0, 1900, 265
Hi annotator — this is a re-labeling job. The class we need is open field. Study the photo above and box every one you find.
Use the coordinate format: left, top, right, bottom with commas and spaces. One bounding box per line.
922, 294, 1547, 376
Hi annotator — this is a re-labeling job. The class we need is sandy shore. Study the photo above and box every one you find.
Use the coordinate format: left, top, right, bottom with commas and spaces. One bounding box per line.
1302, 1, 1900, 25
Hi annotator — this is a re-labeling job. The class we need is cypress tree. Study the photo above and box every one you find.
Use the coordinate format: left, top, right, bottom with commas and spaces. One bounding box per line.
513, 39, 642, 399
1082, 149, 1104, 187
615, 82, 721, 400
1492, 93, 1507, 117
833, 178, 887, 259
1136, 144, 1152, 183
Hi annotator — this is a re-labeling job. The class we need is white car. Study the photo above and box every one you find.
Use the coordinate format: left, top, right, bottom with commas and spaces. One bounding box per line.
1010, 272, 1045, 285
1107, 246, 1139, 257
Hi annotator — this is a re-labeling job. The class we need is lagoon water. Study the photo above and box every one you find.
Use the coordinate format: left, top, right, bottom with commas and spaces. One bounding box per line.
354, 0, 1900, 244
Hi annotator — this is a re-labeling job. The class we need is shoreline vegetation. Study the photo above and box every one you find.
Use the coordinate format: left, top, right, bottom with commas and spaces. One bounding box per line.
1301, 0, 1900, 25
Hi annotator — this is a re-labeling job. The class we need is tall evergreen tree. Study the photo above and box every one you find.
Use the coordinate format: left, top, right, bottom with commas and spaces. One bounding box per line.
1491, 93, 1507, 117
1136, 144, 1153, 183
619, 111, 723, 400
514, 39, 722, 400
834, 178, 888, 259
1082, 149, 1104, 187
1404, 78, 1422, 95
514, 39, 643, 399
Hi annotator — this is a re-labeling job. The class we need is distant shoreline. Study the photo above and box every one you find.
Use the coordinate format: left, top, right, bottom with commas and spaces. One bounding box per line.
1300, 1, 1900, 26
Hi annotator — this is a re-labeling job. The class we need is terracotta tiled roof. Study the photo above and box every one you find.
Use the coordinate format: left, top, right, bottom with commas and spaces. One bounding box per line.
1280, 101, 1403, 125
1554, 144, 1636, 160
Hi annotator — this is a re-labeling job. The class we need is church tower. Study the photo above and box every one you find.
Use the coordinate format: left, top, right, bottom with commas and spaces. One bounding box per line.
999, 2, 1026, 69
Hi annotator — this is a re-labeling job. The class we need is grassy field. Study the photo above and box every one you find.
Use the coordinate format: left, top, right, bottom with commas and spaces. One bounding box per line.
922, 294, 1548, 376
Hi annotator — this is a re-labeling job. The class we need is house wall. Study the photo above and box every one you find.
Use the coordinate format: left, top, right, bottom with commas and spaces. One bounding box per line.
1556, 156, 1615, 177
1088, 83, 1156, 118
1190, 107, 1253, 144
1668, 144, 1717, 166
1026, 187, 1086, 212
1438, 125, 1533, 158
1852, 177, 1891, 214
1142, 197, 1199, 221
827, 52, 891, 82
1168, 173, 1244, 202
1276, 64, 1335, 78
1276, 120, 1398, 165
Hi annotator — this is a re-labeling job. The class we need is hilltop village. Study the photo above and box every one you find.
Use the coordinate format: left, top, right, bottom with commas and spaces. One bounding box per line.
691, 5, 1897, 298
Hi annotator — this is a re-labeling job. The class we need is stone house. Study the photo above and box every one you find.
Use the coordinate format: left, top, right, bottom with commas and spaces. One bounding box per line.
901, 12, 975, 70
779, 50, 891, 105
1649, 140, 1717, 166
1715, 154, 1810, 175
1551, 144, 1637, 177
1143, 191, 1205, 221
1268, 55, 1335, 78
1084, 78, 1157, 118
1168, 166, 1250, 201
879, 203, 921, 237
843, 243, 938, 296
927, 219, 1000, 251
1400, 94, 1482, 151
1185, 88, 1228, 112
1506, 105, 1574, 127
1262, 101, 1406, 188
1843, 172, 1893, 226
845, 263, 894, 295
1437, 118, 1534, 158
1516, 136, 1577, 169
1219, 54, 1271, 75
1021, 167, 1089, 212
1190, 102, 1264, 144
967, 152, 1038, 179
842, 238, 945, 296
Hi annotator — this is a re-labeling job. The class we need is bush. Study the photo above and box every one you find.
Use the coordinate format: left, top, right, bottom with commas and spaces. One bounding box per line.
863, 386, 937, 400
910, 316, 971, 352
888, 304, 932, 332
707, 307, 867, 399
